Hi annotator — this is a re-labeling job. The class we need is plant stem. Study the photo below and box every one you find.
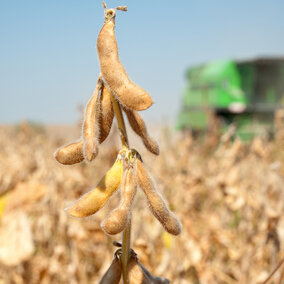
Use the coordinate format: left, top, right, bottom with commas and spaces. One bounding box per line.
110, 91, 131, 283
110, 92, 129, 148
122, 220, 131, 284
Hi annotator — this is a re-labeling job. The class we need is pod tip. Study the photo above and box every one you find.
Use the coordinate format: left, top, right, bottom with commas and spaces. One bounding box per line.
64, 204, 86, 219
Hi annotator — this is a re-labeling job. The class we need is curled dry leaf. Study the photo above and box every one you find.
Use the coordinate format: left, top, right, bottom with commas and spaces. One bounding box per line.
136, 158, 182, 236
54, 140, 84, 165
123, 107, 159, 155
97, 17, 153, 111
99, 85, 114, 143
65, 155, 123, 218
98, 254, 121, 284
83, 78, 102, 162
102, 167, 137, 235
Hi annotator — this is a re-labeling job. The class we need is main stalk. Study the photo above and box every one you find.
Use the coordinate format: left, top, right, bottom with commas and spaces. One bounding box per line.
110, 91, 131, 283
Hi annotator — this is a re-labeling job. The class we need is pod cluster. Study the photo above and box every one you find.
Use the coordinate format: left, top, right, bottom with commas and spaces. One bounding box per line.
65, 149, 181, 236
54, 3, 158, 166
55, 2, 180, 236
54, 77, 159, 164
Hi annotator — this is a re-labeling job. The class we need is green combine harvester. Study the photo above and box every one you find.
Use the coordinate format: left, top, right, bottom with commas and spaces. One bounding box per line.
177, 57, 284, 140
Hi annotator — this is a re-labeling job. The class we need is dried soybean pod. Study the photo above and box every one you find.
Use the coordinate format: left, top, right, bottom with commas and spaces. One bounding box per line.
54, 140, 84, 165
97, 15, 153, 111
102, 168, 137, 235
128, 253, 169, 284
137, 260, 170, 284
135, 159, 182, 236
99, 254, 121, 284
83, 78, 102, 162
65, 156, 123, 218
123, 107, 159, 155
128, 254, 152, 284
116, 6, 128, 12
99, 85, 114, 143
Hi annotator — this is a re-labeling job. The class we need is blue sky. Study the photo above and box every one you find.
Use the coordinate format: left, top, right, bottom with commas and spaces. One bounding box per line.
1, 0, 284, 124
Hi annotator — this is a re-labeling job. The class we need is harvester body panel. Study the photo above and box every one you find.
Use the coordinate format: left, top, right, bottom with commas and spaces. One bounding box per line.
177, 58, 284, 139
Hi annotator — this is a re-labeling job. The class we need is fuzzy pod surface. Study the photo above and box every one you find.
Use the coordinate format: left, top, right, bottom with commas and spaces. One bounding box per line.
102, 167, 137, 235
65, 158, 123, 218
136, 159, 182, 236
54, 140, 84, 165
83, 81, 102, 162
99, 85, 114, 143
123, 107, 159, 155
97, 20, 153, 111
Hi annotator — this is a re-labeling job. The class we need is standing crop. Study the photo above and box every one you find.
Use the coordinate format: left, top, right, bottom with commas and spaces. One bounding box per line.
54, 3, 181, 283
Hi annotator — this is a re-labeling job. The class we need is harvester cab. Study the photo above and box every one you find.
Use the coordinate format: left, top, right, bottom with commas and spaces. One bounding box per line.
177, 57, 284, 140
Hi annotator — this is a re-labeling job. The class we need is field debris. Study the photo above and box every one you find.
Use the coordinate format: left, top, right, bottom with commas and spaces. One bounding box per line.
1, 123, 284, 283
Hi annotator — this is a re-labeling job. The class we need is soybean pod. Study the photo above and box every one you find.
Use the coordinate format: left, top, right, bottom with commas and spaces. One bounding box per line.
123, 107, 159, 155
98, 253, 121, 284
102, 167, 137, 235
99, 85, 114, 143
54, 140, 84, 165
97, 10, 153, 111
128, 253, 170, 284
65, 155, 123, 218
135, 159, 182, 236
82, 77, 102, 162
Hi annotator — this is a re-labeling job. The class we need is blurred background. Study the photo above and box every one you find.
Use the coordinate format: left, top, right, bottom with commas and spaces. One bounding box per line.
1, 0, 284, 283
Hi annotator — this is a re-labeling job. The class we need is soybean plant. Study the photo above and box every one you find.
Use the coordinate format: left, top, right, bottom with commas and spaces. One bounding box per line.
54, 3, 181, 283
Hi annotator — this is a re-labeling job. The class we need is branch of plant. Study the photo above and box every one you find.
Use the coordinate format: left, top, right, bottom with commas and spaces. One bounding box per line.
109, 87, 131, 283
260, 258, 284, 284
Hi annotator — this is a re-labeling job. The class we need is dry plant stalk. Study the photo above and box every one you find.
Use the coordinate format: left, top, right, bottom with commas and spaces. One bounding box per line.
54, 2, 181, 283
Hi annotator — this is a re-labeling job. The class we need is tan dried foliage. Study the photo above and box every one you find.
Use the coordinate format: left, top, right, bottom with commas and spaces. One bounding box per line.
3, 179, 47, 214
0, 212, 34, 267
2, 124, 284, 283
97, 20, 153, 111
